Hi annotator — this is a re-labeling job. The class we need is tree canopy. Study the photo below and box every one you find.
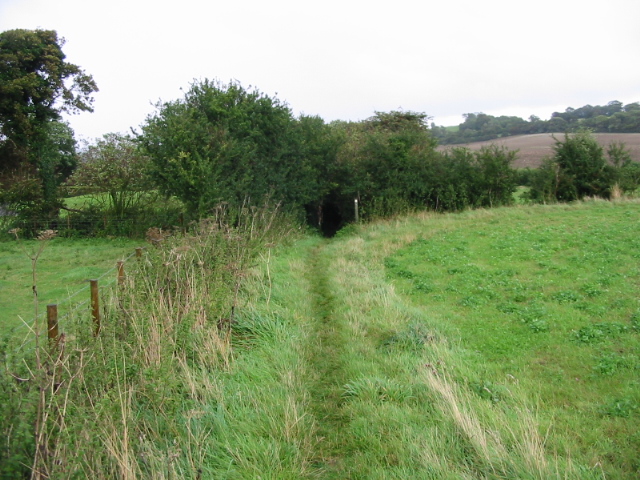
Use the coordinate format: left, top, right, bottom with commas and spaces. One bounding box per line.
0, 28, 98, 219
138, 79, 334, 216
0, 29, 97, 155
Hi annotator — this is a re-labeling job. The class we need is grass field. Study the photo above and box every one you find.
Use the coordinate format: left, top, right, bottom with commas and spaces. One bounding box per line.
384, 201, 640, 476
0, 237, 141, 331
211, 198, 639, 478
2, 200, 639, 478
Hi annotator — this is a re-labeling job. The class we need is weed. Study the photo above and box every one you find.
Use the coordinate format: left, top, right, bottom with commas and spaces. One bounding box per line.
581, 283, 605, 298
599, 398, 638, 418
552, 290, 582, 303
593, 352, 636, 376
342, 377, 415, 404
0, 201, 298, 478
232, 310, 286, 342
573, 322, 631, 344
413, 279, 434, 293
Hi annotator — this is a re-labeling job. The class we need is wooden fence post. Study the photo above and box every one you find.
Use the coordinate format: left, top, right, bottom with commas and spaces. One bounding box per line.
136, 247, 143, 259
117, 261, 125, 285
90, 279, 100, 336
47, 304, 59, 345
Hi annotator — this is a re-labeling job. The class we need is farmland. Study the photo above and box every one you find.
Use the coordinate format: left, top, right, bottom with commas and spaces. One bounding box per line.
2, 199, 639, 478
438, 133, 640, 168
0, 237, 140, 331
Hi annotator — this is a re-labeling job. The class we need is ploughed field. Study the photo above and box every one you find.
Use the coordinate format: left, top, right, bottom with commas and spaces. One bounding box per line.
438, 133, 640, 169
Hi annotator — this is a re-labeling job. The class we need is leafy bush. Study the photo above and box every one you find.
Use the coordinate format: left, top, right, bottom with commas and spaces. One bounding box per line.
139, 79, 328, 218
526, 131, 640, 203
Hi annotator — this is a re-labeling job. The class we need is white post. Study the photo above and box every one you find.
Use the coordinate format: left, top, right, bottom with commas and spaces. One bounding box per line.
354, 198, 359, 223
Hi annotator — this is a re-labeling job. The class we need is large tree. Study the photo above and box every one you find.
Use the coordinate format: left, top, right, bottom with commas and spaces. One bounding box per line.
139, 79, 327, 216
0, 28, 97, 217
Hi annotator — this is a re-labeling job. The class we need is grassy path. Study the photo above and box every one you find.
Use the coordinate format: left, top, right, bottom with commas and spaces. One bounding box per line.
261, 211, 615, 479
303, 242, 352, 475
218, 203, 638, 478
3, 203, 635, 478
295, 233, 482, 479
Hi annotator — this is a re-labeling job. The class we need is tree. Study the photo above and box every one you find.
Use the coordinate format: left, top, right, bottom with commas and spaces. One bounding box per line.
139, 79, 324, 216
552, 131, 614, 200
528, 131, 615, 202
0, 120, 77, 221
66, 133, 153, 216
338, 111, 441, 217
473, 145, 518, 207
547, 116, 568, 132
526, 157, 561, 203
289, 115, 344, 227
0, 29, 97, 217
607, 141, 640, 194
438, 146, 517, 209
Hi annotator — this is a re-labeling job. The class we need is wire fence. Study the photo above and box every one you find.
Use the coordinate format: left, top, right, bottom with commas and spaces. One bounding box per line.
9, 247, 145, 352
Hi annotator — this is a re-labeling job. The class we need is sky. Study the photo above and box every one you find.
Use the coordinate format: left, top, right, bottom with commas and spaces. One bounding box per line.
1, 0, 639, 141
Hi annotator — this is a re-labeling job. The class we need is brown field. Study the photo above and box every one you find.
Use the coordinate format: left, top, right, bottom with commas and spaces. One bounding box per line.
438, 133, 640, 169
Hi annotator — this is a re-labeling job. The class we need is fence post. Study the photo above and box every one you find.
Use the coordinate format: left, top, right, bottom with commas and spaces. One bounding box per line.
354, 198, 359, 223
117, 261, 125, 285
90, 279, 100, 336
47, 304, 59, 346
136, 247, 143, 259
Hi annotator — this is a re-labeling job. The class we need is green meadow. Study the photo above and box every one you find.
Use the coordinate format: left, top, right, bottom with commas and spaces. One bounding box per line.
382, 200, 640, 477
0, 237, 140, 331
1, 199, 639, 478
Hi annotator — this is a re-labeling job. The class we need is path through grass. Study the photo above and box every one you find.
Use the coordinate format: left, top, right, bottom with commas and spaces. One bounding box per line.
235, 201, 637, 478
3, 200, 637, 478
304, 242, 352, 474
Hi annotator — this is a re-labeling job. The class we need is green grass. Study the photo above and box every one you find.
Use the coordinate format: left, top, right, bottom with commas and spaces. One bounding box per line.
0, 237, 141, 331
382, 200, 640, 478
2, 199, 639, 478
217, 201, 635, 478
230, 199, 638, 478
62, 190, 182, 212
513, 185, 530, 204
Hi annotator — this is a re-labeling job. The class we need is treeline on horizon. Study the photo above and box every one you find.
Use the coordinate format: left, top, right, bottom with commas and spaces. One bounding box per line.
4, 78, 640, 238
2, 28, 640, 238
431, 100, 640, 144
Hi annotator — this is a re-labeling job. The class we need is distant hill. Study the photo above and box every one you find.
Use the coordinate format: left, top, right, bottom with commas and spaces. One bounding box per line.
437, 133, 640, 169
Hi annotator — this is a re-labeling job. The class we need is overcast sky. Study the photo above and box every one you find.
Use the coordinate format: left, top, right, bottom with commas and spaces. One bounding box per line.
2, 0, 639, 141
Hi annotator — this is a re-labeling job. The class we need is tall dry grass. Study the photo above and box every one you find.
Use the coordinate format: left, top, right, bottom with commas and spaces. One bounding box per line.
0, 201, 297, 479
